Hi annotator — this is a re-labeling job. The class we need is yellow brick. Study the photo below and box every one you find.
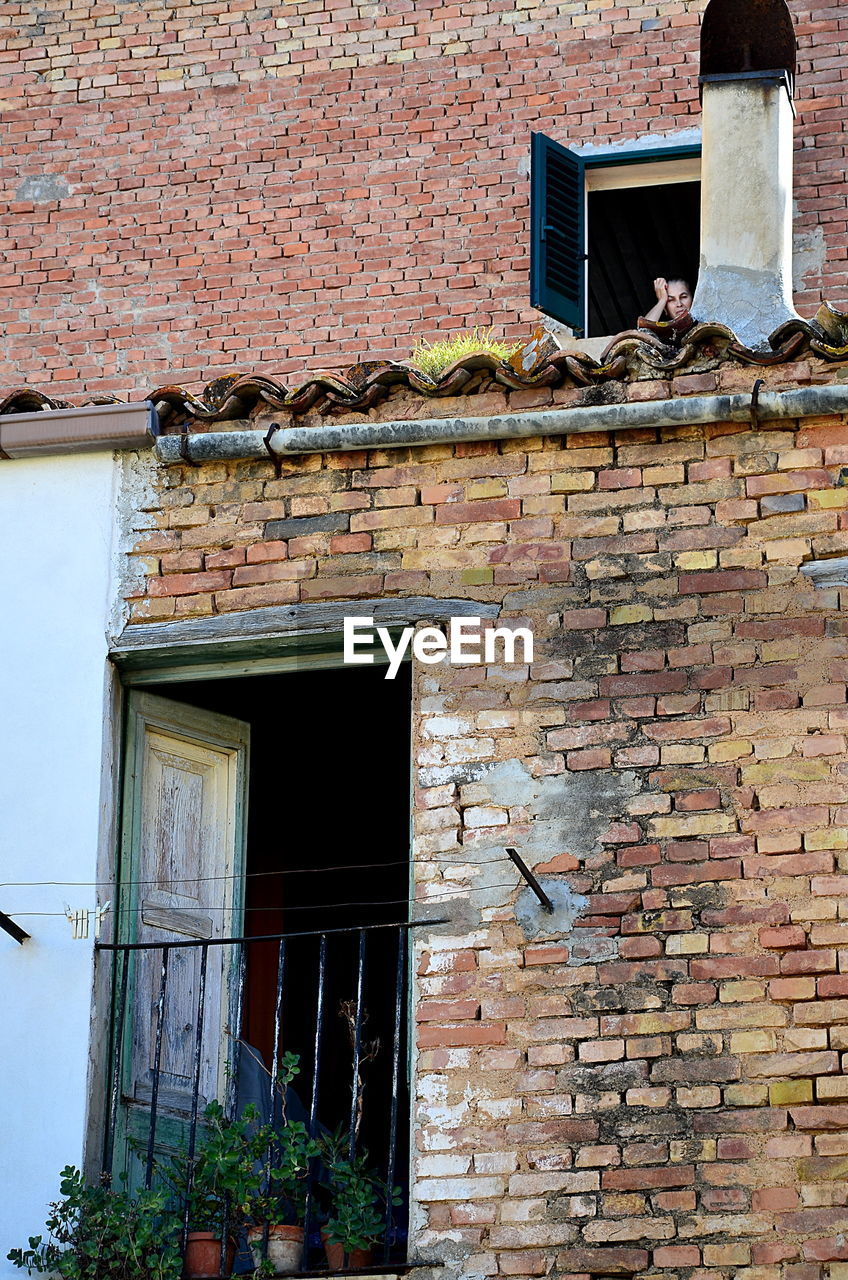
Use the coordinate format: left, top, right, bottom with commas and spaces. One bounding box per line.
807, 828, 848, 850
661, 745, 707, 765
704, 1244, 750, 1266
808, 489, 848, 509
720, 980, 766, 1003
709, 739, 754, 762
666, 933, 709, 955
551, 471, 595, 493
816, 1077, 848, 1099
676, 1034, 723, 1054
643, 465, 685, 486
156, 68, 184, 80
129, 596, 176, 621
760, 638, 804, 661
725, 1083, 769, 1106
675, 550, 718, 570
649, 813, 736, 838
677, 1085, 721, 1108
698, 1004, 786, 1030
460, 569, 494, 585
764, 537, 811, 562
784, 1026, 828, 1051
769, 1079, 814, 1105
719, 548, 765, 568
99, 36, 121, 48
609, 604, 653, 626
744, 759, 830, 784
730, 1030, 779, 1053
466, 478, 508, 500
670, 1138, 716, 1162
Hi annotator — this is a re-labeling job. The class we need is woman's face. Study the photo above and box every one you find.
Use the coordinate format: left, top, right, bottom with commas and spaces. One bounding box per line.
667, 281, 693, 320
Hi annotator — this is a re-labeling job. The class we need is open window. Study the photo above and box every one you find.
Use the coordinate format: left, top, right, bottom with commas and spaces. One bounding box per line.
105, 662, 414, 1273
530, 133, 701, 339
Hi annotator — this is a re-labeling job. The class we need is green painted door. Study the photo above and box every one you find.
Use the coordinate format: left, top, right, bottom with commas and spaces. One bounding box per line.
113, 692, 250, 1191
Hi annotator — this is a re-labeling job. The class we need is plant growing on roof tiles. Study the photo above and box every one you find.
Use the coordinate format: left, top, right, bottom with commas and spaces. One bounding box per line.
408, 326, 521, 378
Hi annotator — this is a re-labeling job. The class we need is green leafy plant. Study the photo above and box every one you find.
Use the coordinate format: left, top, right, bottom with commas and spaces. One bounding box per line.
252, 1055, 320, 1226
156, 1101, 270, 1237
408, 327, 521, 378
318, 1129, 401, 1254
7, 1166, 182, 1280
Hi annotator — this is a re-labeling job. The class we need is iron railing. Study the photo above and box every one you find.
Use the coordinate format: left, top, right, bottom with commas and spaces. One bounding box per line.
97, 921, 437, 1275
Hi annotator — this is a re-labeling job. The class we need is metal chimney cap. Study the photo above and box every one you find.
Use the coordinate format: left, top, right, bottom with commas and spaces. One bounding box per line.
701, 0, 796, 86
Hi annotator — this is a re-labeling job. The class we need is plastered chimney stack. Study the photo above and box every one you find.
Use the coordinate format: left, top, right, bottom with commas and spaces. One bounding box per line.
692, 0, 802, 350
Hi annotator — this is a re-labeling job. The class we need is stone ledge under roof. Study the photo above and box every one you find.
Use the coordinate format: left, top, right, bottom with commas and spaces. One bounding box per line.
3, 304, 848, 431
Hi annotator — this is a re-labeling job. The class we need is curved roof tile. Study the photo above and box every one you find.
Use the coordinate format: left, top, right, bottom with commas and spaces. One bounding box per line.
2, 306, 847, 427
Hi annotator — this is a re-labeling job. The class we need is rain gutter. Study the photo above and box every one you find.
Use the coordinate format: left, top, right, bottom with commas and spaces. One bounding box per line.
0, 402, 157, 458
155, 383, 848, 464
2, 385, 846, 464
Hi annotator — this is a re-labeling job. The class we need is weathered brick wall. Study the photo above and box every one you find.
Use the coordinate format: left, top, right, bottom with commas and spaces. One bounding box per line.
1, 0, 845, 397
123, 368, 848, 1278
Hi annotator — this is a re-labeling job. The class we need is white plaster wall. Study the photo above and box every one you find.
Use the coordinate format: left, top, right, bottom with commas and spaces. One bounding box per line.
0, 452, 118, 1275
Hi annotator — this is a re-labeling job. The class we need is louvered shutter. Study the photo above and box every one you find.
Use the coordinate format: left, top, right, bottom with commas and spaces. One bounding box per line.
530, 132, 586, 334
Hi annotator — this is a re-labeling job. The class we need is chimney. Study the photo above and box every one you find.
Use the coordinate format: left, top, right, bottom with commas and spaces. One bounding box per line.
692, 0, 800, 350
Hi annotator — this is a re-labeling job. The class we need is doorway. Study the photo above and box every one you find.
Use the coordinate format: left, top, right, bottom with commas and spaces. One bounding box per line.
112, 659, 414, 1264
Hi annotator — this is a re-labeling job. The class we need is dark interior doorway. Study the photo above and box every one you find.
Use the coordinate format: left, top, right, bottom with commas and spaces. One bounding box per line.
587, 180, 700, 337
146, 661, 413, 1253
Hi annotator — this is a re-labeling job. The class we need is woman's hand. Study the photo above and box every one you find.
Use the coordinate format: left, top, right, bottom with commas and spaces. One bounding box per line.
644, 278, 671, 324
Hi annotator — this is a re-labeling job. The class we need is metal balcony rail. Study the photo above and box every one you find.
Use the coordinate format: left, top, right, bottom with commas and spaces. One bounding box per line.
96, 920, 442, 1275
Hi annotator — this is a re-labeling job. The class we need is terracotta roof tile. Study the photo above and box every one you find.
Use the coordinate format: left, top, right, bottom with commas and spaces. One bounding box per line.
3, 305, 848, 428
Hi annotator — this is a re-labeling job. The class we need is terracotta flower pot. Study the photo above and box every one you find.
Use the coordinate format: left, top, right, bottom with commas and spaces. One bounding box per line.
183, 1231, 234, 1279
321, 1234, 373, 1270
247, 1224, 304, 1275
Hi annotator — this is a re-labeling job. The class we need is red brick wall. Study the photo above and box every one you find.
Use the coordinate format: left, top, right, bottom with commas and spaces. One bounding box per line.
1, 0, 846, 398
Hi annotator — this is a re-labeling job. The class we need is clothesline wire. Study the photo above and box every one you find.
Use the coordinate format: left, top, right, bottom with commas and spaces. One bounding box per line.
9, 878, 527, 918
0, 852, 514, 893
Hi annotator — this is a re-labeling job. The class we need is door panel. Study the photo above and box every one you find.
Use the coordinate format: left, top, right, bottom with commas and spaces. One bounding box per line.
114, 692, 250, 1183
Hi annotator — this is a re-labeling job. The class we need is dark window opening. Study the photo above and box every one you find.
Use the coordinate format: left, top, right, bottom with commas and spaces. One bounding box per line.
530, 132, 701, 339
111, 662, 413, 1272
587, 181, 701, 338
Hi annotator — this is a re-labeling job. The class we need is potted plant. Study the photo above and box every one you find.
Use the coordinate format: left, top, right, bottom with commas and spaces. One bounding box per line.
246, 1054, 319, 1276
7, 1165, 182, 1280
161, 1102, 270, 1280
318, 1131, 401, 1271
246, 1122, 319, 1274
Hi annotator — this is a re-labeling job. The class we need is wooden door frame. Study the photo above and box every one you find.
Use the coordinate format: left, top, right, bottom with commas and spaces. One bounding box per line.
89, 598, 495, 1186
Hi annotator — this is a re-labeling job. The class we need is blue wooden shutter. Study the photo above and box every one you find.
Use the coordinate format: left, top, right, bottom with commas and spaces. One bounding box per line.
530, 132, 586, 334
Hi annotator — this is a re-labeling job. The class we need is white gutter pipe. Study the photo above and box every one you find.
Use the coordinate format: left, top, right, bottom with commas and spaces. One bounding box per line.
155, 383, 848, 465
0, 402, 157, 458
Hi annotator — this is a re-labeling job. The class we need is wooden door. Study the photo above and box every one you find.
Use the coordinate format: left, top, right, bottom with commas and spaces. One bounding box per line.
113, 692, 250, 1184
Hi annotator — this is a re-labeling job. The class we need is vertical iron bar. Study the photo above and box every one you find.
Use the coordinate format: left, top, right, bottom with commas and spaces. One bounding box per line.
219, 1194, 230, 1278
182, 944, 209, 1253
270, 937, 287, 1123
348, 930, 366, 1162
225, 941, 247, 1121
145, 947, 170, 1189
383, 928, 406, 1265
103, 947, 131, 1179
221, 940, 243, 1280
300, 934, 327, 1273
260, 937, 287, 1262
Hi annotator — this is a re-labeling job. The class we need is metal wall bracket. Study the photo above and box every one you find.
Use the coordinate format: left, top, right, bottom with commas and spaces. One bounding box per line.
0, 910, 30, 944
